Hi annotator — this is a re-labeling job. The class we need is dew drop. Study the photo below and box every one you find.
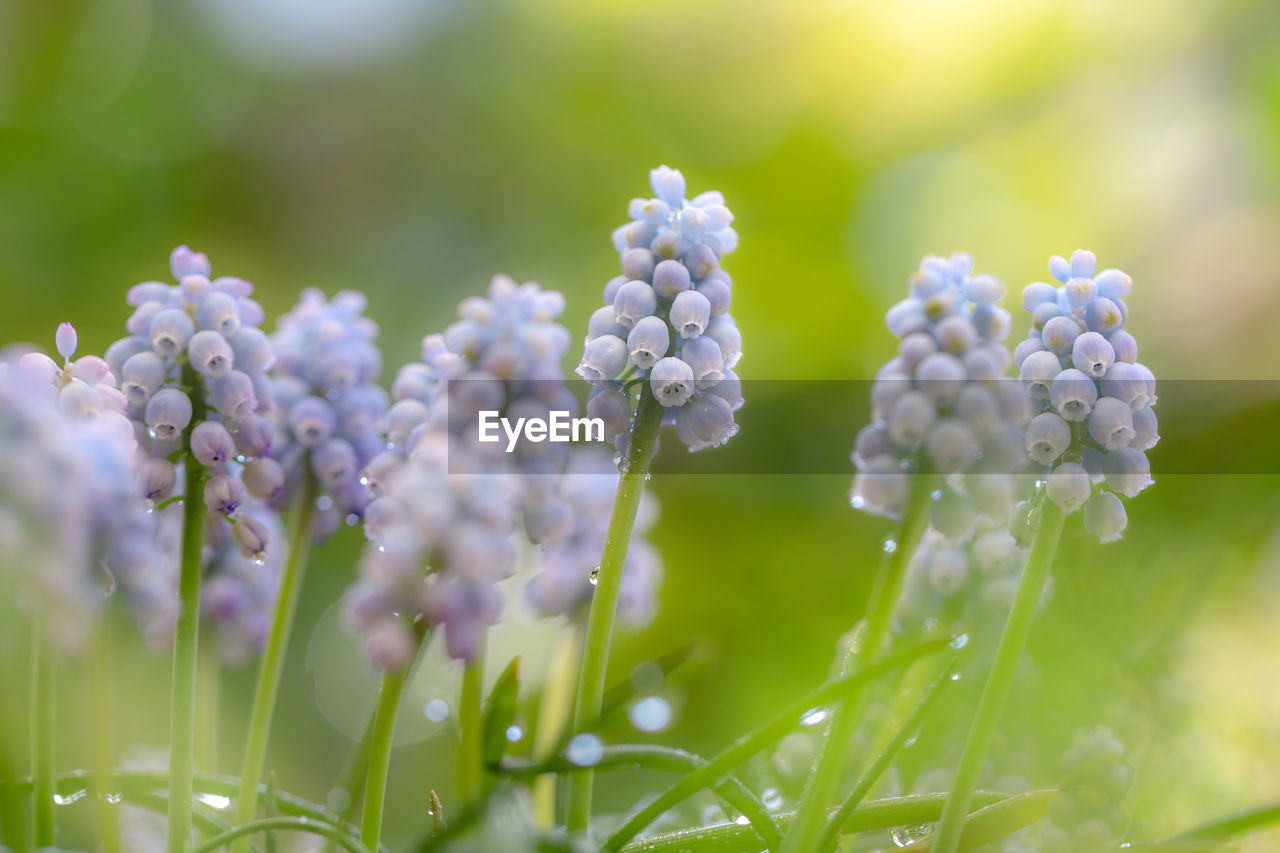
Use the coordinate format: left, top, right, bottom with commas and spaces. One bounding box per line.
316, 495, 334, 511
506, 724, 524, 743
734, 815, 750, 826
425, 699, 450, 722
930, 489, 943, 499
359, 475, 370, 486
566, 733, 604, 767
890, 824, 932, 847
701, 804, 726, 825
849, 495, 865, 509
197, 793, 231, 810
800, 708, 827, 727
53, 790, 87, 805
326, 787, 352, 813
762, 788, 783, 811
950, 672, 962, 681
252, 552, 267, 567
345, 513, 359, 526
949, 632, 970, 649
143, 499, 156, 514
589, 569, 600, 586
627, 696, 672, 733
883, 539, 897, 554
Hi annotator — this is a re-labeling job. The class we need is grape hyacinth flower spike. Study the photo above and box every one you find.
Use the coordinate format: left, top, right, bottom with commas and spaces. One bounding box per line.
227, 287, 389, 853
105, 245, 275, 853
568, 166, 741, 837
785, 253, 1023, 853
933, 251, 1157, 853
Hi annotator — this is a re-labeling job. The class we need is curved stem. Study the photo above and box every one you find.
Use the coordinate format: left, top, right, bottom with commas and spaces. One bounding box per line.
503, 744, 780, 850
456, 644, 485, 811
815, 661, 957, 852
31, 622, 55, 847
931, 500, 1065, 853
169, 365, 207, 853
87, 619, 121, 853
616, 792, 1013, 853
779, 473, 934, 853
565, 390, 664, 835
230, 467, 317, 853
360, 667, 407, 850
600, 637, 949, 852
194, 817, 372, 853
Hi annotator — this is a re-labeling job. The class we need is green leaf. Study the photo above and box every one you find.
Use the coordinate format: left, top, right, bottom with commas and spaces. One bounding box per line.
483, 657, 521, 767
901, 789, 1057, 851
1175, 801, 1280, 844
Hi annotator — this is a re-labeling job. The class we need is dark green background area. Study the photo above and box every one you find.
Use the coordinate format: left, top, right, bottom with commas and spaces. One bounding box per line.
2, 0, 1279, 849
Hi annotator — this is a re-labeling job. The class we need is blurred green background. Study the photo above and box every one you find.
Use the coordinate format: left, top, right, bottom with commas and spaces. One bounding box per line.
2, 0, 1280, 849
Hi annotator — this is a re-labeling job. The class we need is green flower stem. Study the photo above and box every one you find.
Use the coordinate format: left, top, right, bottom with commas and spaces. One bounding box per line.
31, 622, 55, 848
197, 641, 220, 773
600, 637, 949, 852
194, 817, 373, 853
360, 666, 407, 850
815, 661, 957, 852
533, 628, 580, 828
456, 641, 485, 810
168, 365, 207, 853
565, 389, 665, 835
779, 473, 935, 853
87, 619, 121, 853
0, 723, 28, 853
616, 791, 1012, 853
931, 500, 1065, 853
230, 467, 317, 853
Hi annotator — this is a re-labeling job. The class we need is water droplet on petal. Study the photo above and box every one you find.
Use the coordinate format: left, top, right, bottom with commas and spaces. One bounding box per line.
252, 552, 267, 567
143, 499, 156, 514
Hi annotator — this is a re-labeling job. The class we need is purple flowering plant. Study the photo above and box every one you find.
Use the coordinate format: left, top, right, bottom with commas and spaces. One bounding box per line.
0, 172, 1271, 853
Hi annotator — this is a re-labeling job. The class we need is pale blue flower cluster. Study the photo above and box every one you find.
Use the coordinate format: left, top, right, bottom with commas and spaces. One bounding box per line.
147, 499, 285, 664
1039, 727, 1131, 852
896, 525, 1025, 638
377, 275, 574, 541
524, 448, 661, 625
349, 428, 518, 667
0, 361, 168, 652
105, 246, 278, 559
852, 253, 1028, 521
266, 288, 388, 539
1015, 251, 1157, 540
577, 166, 744, 452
